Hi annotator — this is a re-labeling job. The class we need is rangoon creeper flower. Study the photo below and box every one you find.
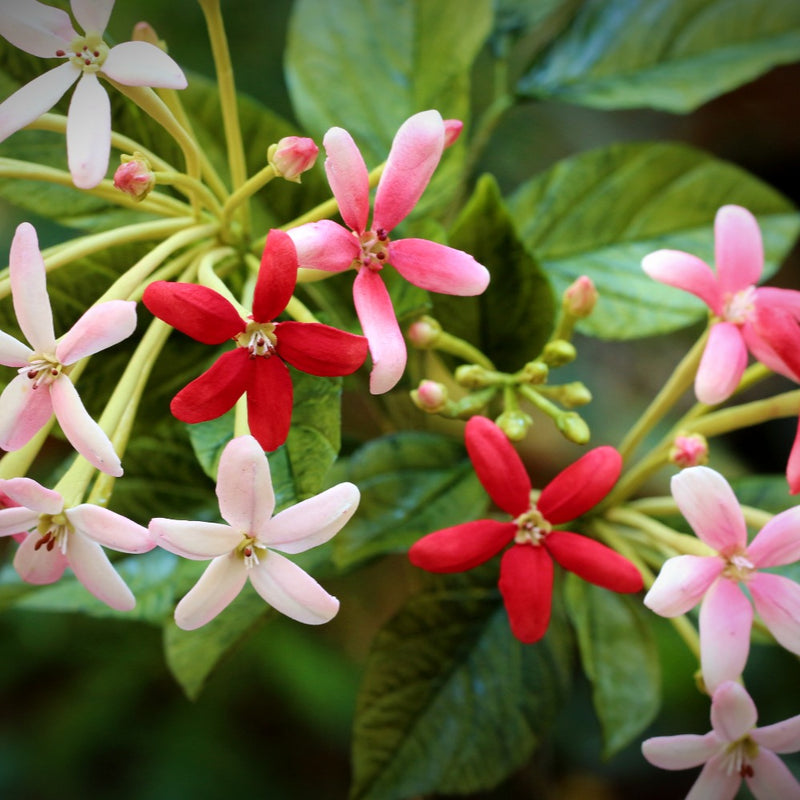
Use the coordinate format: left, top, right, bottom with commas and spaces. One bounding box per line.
0, 222, 137, 476
143, 229, 367, 452
642, 680, 800, 799
408, 416, 643, 643
0, 0, 187, 188
644, 466, 800, 692
288, 110, 490, 394
0, 477, 154, 610
150, 435, 360, 630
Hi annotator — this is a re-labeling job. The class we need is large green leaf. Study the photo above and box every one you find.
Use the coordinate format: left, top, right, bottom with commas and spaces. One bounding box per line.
507, 142, 799, 339
518, 0, 800, 112
350, 568, 574, 799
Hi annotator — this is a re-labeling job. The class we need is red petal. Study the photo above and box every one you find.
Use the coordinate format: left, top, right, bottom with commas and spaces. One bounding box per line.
252, 229, 298, 322
170, 349, 249, 422
246, 355, 293, 451
545, 531, 643, 592
276, 321, 367, 376
408, 519, 515, 573
465, 416, 531, 517
143, 282, 244, 343
498, 544, 554, 644
537, 446, 621, 524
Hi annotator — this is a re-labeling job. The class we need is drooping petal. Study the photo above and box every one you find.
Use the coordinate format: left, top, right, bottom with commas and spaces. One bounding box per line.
544, 531, 642, 592
388, 239, 490, 296
498, 544, 554, 644
373, 110, 444, 233
246, 355, 293, 452
745, 301, 800, 381
537, 446, 622, 525
252, 229, 298, 322
714, 205, 763, 295
249, 550, 339, 625
752, 713, 800, 754
0, 477, 62, 515
287, 220, 359, 272
56, 299, 136, 364
276, 321, 367, 376
71, 0, 114, 35
266, 482, 360, 553
788, 419, 800, 496
694, 321, 748, 405
66, 504, 152, 553
0, 330, 33, 367
50, 375, 121, 476
0, 1, 74, 57
747, 507, 800, 567
142, 282, 244, 343
67, 532, 135, 611
686, 756, 741, 800
0, 507, 37, 537
174, 554, 248, 630
323, 126, 369, 234
745, 749, 800, 800
641, 732, 721, 770
641, 249, 721, 313
66, 72, 111, 188
102, 41, 187, 89
0, 373, 54, 451
699, 580, 753, 692
408, 519, 516, 573
215, 434, 275, 537
643, 554, 723, 617
464, 415, 531, 517
670, 466, 747, 555
710, 681, 758, 741
749, 572, 800, 655
353, 267, 406, 394
149, 519, 241, 560
13, 530, 67, 584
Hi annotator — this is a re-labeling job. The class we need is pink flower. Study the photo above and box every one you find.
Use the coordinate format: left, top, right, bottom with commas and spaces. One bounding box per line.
0, 222, 137, 476
143, 229, 367, 452
0, 0, 187, 188
113, 153, 155, 200
267, 136, 319, 182
409, 416, 642, 643
150, 435, 360, 630
288, 110, 490, 394
0, 476, 154, 610
669, 433, 709, 468
644, 466, 800, 691
643, 680, 800, 800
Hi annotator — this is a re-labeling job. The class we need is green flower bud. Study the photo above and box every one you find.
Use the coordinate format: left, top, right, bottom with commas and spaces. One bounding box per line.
495, 409, 533, 441
556, 412, 590, 444
542, 340, 576, 367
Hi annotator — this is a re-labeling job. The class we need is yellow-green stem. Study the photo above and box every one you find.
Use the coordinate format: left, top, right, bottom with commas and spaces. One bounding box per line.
234, 393, 249, 438
0, 423, 54, 480
285, 295, 319, 324
627, 496, 774, 531
605, 506, 714, 557
221, 164, 277, 229
197, 247, 245, 313
435, 332, 496, 370
153, 171, 223, 216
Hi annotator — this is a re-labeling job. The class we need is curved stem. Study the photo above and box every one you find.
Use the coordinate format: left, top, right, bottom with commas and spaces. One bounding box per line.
197, 247, 246, 314
221, 164, 277, 229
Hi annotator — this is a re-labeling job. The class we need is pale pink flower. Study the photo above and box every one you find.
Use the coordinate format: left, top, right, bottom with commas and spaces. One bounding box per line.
0, 222, 137, 476
669, 433, 709, 468
0, 477, 154, 610
644, 466, 800, 691
0, 0, 187, 188
643, 681, 800, 800
150, 435, 360, 630
288, 110, 490, 394
267, 136, 318, 182
113, 152, 155, 200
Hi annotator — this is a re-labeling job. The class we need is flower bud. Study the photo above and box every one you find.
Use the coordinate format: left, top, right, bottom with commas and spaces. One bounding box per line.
563, 276, 598, 318
518, 361, 549, 384
669, 433, 709, 468
455, 364, 493, 388
132, 22, 166, 50
411, 380, 449, 413
496, 409, 532, 441
113, 153, 155, 201
443, 119, 463, 148
555, 381, 592, 408
407, 316, 442, 349
268, 137, 319, 183
542, 340, 576, 367
556, 412, 590, 445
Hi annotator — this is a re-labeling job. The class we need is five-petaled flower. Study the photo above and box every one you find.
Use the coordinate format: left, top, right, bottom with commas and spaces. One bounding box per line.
408, 416, 643, 643
0, 477, 154, 610
288, 110, 490, 394
642, 680, 800, 800
644, 466, 800, 692
150, 435, 360, 630
143, 229, 368, 452
0, 222, 137, 476
0, 0, 187, 188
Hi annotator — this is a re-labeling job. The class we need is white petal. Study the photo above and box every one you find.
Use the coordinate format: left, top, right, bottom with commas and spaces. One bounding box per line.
13, 530, 68, 584
56, 300, 136, 364
103, 42, 187, 89
642, 731, 721, 770
1, 476, 63, 514
643, 554, 723, 617
174, 554, 247, 630
711, 681, 758, 741
745, 749, 800, 800
0, 0, 75, 57
66, 72, 111, 188
66, 504, 153, 553
0, 373, 54, 451
753, 713, 800, 754
0, 330, 32, 367
0, 507, 39, 537
70, 0, 114, 34
686, 756, 742, 800
149, 519, 240, 560
67, 531, 135, 611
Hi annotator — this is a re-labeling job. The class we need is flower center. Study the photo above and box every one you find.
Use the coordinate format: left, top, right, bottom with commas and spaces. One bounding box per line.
236, 535, 267, 569
722, 285, 756, 325
721, 735, 759, 779
34, 512, 72, 555
354, 228, 390, 271
513, 506, 551, 545
235, 321, 277, 358
19, 353, 63, 389
58, 33, 109, 73
722, 550, 755, 581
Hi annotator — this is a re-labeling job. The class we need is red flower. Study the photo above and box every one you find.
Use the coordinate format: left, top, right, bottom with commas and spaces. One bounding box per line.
143, 229, 368, 451
409, 416, 643, 643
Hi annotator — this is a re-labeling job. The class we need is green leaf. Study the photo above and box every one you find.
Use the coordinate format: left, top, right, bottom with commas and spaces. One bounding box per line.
350, 568, 574, 799
507, 142, 800, 339
564, 575, 660, 758
517, 0, 800, 113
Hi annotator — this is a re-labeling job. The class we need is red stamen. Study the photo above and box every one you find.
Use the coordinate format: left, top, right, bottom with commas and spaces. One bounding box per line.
55, 49, 65, 57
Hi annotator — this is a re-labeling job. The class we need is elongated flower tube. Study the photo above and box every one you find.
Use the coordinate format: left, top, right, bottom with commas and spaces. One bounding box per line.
0, 0, 187, 188
150, 435, 360, 630
288, 110, 490, 394
143, 229, 368, 452
409, 416, 642, 643
0, 222, 137, 476
0, 477, 154, 610
645, 466, 800, 692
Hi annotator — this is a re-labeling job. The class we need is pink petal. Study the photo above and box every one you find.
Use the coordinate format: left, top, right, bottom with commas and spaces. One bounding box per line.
0, 507, 38, 537
710, 680, 758, 741
373, 110, 444, 233
408, 519, 516, 573
753, 714, 800, 754
745, 749, 800, 800
1, 476, 63, 514
71, 0, 113, 34
353, 267, 406, 394
246, 355, 293, 452
686, 756, 742, 800
0, 1, 75, 57
13, 530, 67, 584
216, 435, 275, 537
747, 506, 800, 567
174, 554, 248, 630
0, 373, 54, 451
276, 321, 367, 376
755, 286, 800, 319
745, 301, 800, 381
700, 580, 753, 692
67, 532, 135, 611
641, 732, 721, 770
714, 205, 763, 295
265, 482, 360, 554
66, 72, 111, 189
50, 375, 122, 476
788, 420, 800, 496
0, 330, 32, 367
388, 239, 490, 295
670, 466, 747, 554
695, 321, 748, 405
498, 544, 554, 644
252, 229, 298, 322
56, 300, 136, 364
249, 550, 339, 625
323, 127, 369, 234
641, 249, 721, 313
66, 504, 153, 553
102, 41, 187, 89
749, 572, 800, 655
286, 220, 359, 272
643, 554, 723, 617
149, 519, 241, 560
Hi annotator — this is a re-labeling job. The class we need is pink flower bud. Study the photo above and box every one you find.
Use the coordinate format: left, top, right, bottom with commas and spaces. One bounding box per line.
407, 316, 442, 348
113, 153, 155, 201
670, 434, 709, 468
132, 22, 164, 49
411, 380, 449, 413
268, 137, 319, 183
443, 119, 463, 148
564, 276, 598, 318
